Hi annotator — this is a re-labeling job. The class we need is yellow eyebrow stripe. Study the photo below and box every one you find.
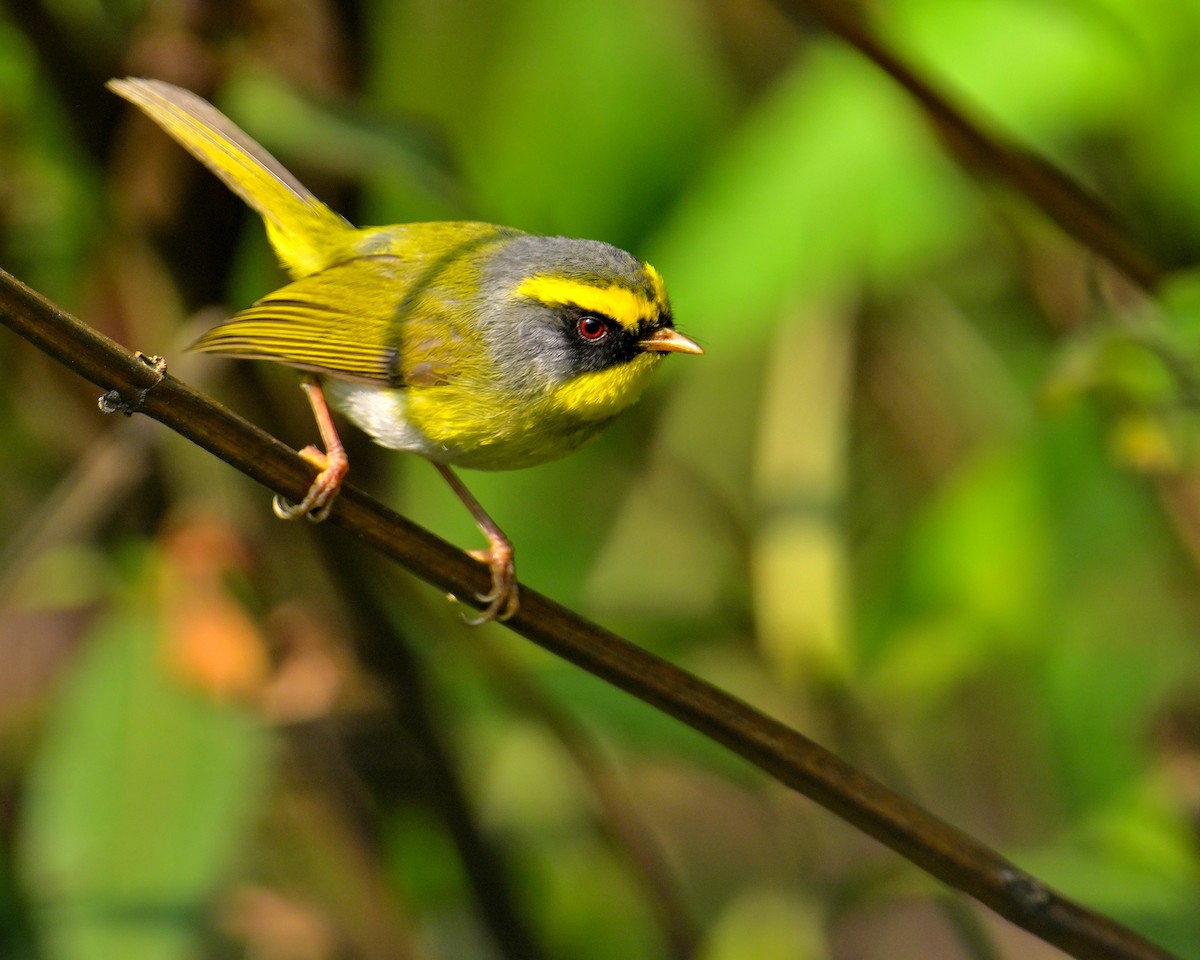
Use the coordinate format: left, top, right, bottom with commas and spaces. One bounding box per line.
516, 275, 655, 331
644, 263, 666, 305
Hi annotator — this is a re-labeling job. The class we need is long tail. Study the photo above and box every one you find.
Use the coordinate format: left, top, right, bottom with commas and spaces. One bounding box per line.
108, 77, 353, 277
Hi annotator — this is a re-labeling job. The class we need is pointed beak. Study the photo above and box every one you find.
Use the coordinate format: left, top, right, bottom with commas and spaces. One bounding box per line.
640, 327, 704, 355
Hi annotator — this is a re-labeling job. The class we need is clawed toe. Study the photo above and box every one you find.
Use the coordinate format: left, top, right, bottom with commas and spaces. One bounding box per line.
432, 463, 519, 626
460, 544, 518, 625
272, 489, 337, 522
272, 493, 304, 520
272, 378, 349, 523
273, 443, 348, 521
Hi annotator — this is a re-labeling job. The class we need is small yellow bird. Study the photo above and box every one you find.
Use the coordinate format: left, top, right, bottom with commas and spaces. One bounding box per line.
109, 78, 702, 623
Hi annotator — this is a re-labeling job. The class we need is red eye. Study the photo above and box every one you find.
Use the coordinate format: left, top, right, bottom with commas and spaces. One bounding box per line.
577, 316, 608, 341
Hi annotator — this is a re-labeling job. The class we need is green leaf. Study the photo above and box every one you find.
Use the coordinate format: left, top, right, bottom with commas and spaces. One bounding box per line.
20, 570, 271, 960
649, 45, 972, 350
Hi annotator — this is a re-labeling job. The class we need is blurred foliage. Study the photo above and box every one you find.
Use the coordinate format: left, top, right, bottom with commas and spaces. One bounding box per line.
1, 0, 1200, 959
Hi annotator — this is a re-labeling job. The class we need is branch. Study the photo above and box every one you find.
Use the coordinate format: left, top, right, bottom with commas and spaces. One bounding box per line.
778, 0, 1166, 293
0, 267, 1179, 960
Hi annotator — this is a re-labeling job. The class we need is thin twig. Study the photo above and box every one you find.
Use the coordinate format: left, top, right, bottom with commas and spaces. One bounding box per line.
778, 0, 1166, 293
0, 268, 1180, 960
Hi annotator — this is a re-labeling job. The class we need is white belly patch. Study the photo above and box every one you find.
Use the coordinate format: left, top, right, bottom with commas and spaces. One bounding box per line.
325, 381, 439, 457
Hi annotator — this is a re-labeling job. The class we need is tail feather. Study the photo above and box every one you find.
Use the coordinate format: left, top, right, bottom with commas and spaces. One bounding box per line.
108, 77, 353, 277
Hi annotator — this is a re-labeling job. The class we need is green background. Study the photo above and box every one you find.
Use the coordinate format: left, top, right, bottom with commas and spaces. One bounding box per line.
1, 0, 1199, 957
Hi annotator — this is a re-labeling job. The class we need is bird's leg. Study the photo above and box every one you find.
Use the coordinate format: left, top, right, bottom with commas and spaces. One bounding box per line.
273, 376, 349, 522
434, 462, 518, 624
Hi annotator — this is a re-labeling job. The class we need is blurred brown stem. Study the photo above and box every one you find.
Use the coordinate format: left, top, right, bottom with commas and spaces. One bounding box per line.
0, 267, 1180, 960
0, 0, 118, 157
316, 537, 551, 960
777, 0, 1166, 292
476, 644, 701, 959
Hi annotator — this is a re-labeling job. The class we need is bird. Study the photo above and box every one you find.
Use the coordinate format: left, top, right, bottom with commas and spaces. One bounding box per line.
108, 77, 702, 623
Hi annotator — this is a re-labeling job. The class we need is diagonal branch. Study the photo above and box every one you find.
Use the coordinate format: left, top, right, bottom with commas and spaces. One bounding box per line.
0, 267, 1179, 960
778, 0, 1166, 293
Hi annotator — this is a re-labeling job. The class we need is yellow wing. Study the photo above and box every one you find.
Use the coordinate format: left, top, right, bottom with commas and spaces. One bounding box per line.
108, 77, 355, 277
111, 79, 521, 389
190, 256, 410, 384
